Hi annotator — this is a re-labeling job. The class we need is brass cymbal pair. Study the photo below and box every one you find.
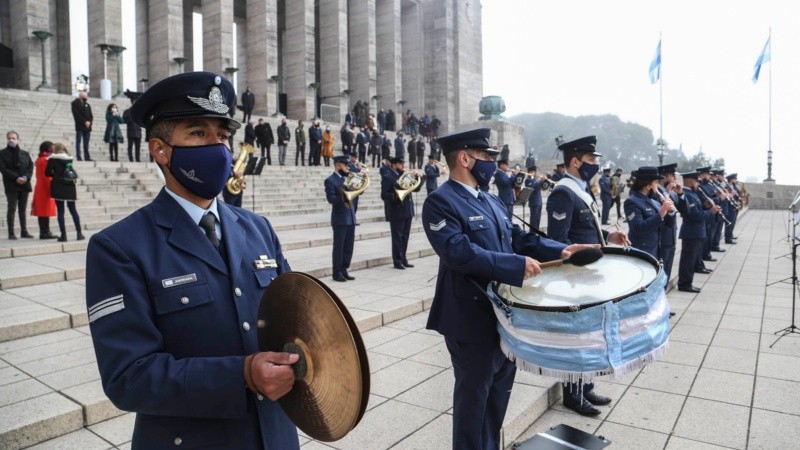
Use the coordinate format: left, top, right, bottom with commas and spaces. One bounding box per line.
257, 272, 370, 442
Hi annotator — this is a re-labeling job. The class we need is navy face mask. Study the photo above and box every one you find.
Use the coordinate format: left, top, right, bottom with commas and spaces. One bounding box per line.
469, 156, 497, 188
577, 161, 600, 183
167, 143, 232, 200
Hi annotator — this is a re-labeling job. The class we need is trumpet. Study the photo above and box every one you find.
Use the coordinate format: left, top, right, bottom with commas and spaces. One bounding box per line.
429, 158, 448, 170
654, 187, 678, 214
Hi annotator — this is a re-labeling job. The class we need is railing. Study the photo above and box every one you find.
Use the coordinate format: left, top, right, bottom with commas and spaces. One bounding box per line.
320, 103, 341, 124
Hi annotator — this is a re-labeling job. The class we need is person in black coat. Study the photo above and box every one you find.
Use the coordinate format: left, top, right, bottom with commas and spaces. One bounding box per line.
415, 139, 426, 170
369, 130, 382, 168
244, 121, 256, 146
70, 91, 93, 161
103, 103, 125, 162
386, 109, 396, 131
122, 98, 143, 162
381, 132, 392, 160
45, 143, 83, 241
309, 121, 323, 166
0, 131, 34, 239
254, 118, 274, 164
394, 132, 405, 159
241, 87, 255, 123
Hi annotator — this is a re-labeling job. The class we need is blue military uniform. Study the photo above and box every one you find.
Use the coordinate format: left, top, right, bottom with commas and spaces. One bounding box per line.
696, 167, 720, 261
724, 173, 740, 243
623, 167, 667, 259
86, 72, 300, 449
523, 168, 543, 229
347, 157, 361, 214
676, 173, 709, 292
599, 171, 613, 224
423, 128, 566, 449
653, 163, 682, 281
380, 157, 417, 268
493, 163, 515, 217
326, 155, 357, 281
424, 156, 440, 194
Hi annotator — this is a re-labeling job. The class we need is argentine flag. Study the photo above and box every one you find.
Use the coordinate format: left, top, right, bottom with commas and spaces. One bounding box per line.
752, 36, 771, 83
649, 39, 661, 84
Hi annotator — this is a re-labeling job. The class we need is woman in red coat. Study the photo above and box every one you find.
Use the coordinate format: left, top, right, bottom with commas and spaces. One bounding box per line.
30, 141, 57, 239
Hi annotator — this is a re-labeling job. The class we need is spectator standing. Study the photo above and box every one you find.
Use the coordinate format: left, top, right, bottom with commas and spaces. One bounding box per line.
0, 131, 33, 239
394, 132, 405, 159
241, 87, 255, 123
386, 109, 396, 131
377, 109, 386, 133
276, 118, 291, 166
122, 98, 143, 162
408, 113, 418, 136
45, 143, 83, 242
295, 120, 306, 166
322, 126, 335, 167
415, 138, 426, 170
254, 118, 274, 164
244, 121, 256, 146
309, 121, 322, 166
356, 127, 368, 164
381, 132, 392, 161
431, 114, 441, 137
407, 135, 417, 169
340, 123, 353, 154
402, 109, 410, 134
31, 141, 57, 239
104, 103, 124, 162
71, 91, 93, 161
369, 130, 382, 168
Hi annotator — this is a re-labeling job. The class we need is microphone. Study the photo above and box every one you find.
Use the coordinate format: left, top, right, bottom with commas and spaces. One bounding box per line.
540, 248, 604, 269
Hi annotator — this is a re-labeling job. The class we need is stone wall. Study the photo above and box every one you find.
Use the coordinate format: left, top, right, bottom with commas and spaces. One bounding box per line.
746, 183, 800, 210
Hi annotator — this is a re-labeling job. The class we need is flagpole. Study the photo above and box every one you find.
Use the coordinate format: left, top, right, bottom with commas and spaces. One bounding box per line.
766, 27, 774, 182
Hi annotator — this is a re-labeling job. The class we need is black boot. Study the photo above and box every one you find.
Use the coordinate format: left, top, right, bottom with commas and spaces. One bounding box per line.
57, 235, 67, 242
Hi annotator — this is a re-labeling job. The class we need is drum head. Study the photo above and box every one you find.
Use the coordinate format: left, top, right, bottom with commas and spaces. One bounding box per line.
499, 247, 659, 310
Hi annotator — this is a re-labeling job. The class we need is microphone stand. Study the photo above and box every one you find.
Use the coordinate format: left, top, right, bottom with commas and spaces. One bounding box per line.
768, 224, 800, 347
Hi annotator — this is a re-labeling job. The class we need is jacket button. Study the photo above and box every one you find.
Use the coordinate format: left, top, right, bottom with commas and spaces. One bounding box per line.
242, 322, 251, 331
180, 296, 189, 305
174, 437, 182, 446
257, 394, 264, 401
234, 287, 242, 297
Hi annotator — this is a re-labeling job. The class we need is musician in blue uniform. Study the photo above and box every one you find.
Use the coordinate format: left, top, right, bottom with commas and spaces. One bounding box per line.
696, 167, 721, 263
523, 165, 543, 229
424, 154, 441, 194
599, 167, 613, 224
381, 156, 419, 269
422, 128, 594, 450
654, 163, 683, 281
623, 167, 674, 259
546, 135, 629, 417
676, 170, 717, 292
85, 72, 300, 449
551, 162, 566, 181
493, 159, 515, 217
347, 152, 363, 217
710, 168, 729, 252
724, 173, 740, 244
326, 155, 357, 282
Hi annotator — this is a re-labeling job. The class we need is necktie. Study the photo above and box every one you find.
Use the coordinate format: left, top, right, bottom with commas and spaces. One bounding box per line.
199, 213, 220, 247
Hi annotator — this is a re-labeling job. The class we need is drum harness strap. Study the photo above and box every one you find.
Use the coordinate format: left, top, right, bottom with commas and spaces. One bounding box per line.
555, 177, 607, 246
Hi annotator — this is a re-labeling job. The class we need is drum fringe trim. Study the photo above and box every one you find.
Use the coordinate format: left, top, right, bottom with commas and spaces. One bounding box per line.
499, 339, 670, 384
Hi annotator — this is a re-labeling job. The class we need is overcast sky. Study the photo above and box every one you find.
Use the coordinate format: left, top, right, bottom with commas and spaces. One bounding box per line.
482, 0, 800, 185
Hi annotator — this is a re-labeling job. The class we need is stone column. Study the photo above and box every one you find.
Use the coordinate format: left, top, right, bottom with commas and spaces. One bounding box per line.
146, 0, 184, 85
8, 0, 51, 90
245, 0, 278, 117
136, 0, 149, 85
401, 1, 423, 119
347, 0, 376, 115
422, 0, 454, 133
202, 0, 234, 75
376, 0, 401, 115
454, 0, 482, 129
283, 0, 315, 119
182, 0, 194, 73
318, 0, 348, 116
87, 0, 122, 97
53, 0, 71, 94
235, 17, 247, 94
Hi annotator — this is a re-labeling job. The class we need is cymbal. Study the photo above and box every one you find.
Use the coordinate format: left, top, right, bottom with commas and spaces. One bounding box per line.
257, 272, 369, 442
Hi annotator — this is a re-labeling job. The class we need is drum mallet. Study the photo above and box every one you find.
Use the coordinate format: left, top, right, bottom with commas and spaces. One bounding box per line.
540, 248, 603, 269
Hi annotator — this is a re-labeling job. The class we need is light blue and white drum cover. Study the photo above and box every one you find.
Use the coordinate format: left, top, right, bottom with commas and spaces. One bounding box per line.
486, 247, 670, 383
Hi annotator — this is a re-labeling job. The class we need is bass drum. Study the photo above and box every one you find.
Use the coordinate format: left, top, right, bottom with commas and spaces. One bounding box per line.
486, 247, 670, 383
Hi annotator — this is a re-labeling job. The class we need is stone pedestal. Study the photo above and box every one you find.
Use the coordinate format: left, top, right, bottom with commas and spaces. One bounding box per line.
464, 119, 525, 163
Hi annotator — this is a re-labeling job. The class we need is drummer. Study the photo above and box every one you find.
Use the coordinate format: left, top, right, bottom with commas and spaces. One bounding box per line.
85, 72, 301, 449
422, 127, 597, 449
545, 135, 629, 417
623, 166, 674, 259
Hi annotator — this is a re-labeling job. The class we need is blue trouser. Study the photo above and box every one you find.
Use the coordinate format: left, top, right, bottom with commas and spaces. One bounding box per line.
445, 337, 516, 450
529, 204, 542, 230
75, 129, 91, 160
390, 217, 412, 266
725, 209, 738, 242
601, 195, 612, 223
222, 190, 243, 207
713, 212, 724, 249
679, 237, 704, 288
703, 217, 715, 258
332, 224, 355, 276
661, 244, 676, 282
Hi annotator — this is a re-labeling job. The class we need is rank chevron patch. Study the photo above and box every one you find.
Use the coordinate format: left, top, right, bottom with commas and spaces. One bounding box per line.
429, 219, 446, 231
551, 212, 566, 221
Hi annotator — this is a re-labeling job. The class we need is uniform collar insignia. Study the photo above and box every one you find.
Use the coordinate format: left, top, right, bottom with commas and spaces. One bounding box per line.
187, 86, 229, 114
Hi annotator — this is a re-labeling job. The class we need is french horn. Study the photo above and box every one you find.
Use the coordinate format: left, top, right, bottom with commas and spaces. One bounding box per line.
340, 169, 370, 208
395, 171, 423, 203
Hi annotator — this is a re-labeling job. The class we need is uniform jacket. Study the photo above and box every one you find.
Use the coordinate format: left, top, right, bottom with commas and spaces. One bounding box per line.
31, 154, 56, 216
424, 163, 440, 191
493, 170, 515, 206
103, 112, 125, 143
0, 146, 33, 192
325, 172, 356, 227
546, 177, 608, 245
309, 126, 322, 147
71, 98, 93, 131
86, 189, 299, 450
422, 180, 566, 342
394, 137, 405, 158
523, 176, 542, 207
677, 188, 707, 240
651, 186, 680, 248
551, 171, 564, 182
624, 191, 663, 258
294, 126, 305, 146
599, 175, 612, 201
356, 131, 368, 153
340, 128, 353, 150
380, 168, 415, 221
45, 153, 78, 201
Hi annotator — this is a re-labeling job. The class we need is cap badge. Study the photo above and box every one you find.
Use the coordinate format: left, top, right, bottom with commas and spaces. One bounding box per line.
187, 86, 229, 114
214, 76, 221, 85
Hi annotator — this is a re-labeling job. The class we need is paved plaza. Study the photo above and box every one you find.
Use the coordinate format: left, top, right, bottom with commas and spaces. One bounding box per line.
2, 207, 800, 449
